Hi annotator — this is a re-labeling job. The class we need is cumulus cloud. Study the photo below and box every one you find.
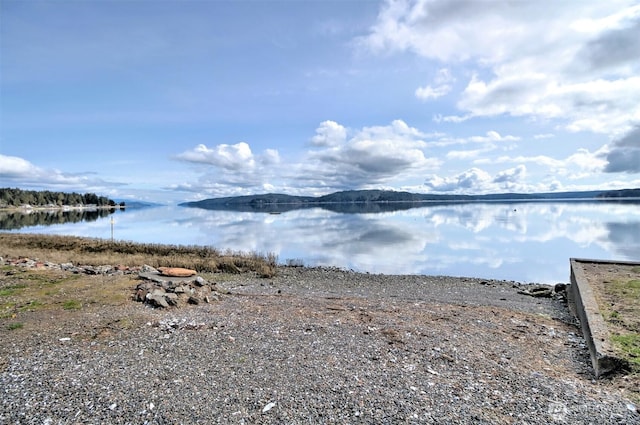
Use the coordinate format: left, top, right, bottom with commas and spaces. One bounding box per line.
302, 119, 440, 188
425, 165, 528, 193
170, 120, 443, 196
310, 120, 347, 147
424, 167, 492, 192
360, 0, 640, 135
604, 126, 640, 173
493, 165, 526, 184
175, 142, 257, 170
0, 154, 40, 176
173, 142, 284, 196
0, 154, 125, 190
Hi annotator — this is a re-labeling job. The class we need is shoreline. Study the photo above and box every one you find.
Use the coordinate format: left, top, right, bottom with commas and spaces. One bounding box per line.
1, 257, 639, 422
0, 205, 125, 212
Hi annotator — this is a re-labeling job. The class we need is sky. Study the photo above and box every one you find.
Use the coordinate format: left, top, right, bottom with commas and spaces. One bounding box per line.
1, 0, 639, 204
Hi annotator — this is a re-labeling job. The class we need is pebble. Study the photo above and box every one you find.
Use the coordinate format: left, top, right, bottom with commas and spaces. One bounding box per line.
1, 263, 637, 424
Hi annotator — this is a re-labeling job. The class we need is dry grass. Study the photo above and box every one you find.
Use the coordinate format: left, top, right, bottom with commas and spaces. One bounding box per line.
0, 233, 278, 277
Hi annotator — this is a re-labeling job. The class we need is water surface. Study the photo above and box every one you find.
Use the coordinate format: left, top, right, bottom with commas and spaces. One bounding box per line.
3, 201, 639, 283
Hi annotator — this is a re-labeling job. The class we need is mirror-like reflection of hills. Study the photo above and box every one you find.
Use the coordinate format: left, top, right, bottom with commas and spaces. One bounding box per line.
4, 201, 640, 283
183, 198, 640, 215
0, 208, 116, 230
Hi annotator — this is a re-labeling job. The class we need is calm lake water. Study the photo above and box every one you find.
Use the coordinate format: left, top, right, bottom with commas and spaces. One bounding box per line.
3, 201, 640, 284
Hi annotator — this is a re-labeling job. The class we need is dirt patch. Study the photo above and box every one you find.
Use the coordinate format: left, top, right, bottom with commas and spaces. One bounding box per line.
0, 266, 137, 328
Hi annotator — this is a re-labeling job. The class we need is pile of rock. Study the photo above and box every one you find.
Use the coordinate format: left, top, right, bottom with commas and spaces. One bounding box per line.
135, 266, 220, 308
2, 256, 148, 276
1, 257, 221, 309
517, 283, 568, 301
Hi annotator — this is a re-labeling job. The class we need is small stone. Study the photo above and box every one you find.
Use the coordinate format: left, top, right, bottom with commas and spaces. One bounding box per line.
194, 276, 206, 286
141, 264, 158, 273
134, 288, 149, 302
165, 293, 179, 306
262, 401, 276, 413
554, 283, 567, 293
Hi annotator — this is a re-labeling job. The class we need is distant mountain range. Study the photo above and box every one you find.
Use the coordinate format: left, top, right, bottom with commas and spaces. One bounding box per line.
178, 188, 640, 214
114, 200, 163, 209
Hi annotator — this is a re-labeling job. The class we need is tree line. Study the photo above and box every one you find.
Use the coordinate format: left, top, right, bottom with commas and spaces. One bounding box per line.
0, 188, 124, 208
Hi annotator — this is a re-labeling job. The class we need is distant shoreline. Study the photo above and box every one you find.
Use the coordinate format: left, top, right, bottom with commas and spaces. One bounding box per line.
0, 205, 125, 212
179, 188, 640, 212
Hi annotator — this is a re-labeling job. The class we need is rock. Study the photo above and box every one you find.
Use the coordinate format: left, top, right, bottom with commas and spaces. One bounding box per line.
141, 264, 158, 273
146, 292, 169, 308
83, 266, 99, 275
158, 267, 197, 277
135, 288, 149, 302
188, 296, 201, 305
518, 285, 553, 298
554, 283, 567, 293
138, 272, 168, 284
194, 276, 206, 286
165, 293, 179, 306
262, 401, 276, 413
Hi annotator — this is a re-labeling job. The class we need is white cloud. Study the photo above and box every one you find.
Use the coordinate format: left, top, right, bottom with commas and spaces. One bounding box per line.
361, 0, 640, 135
478, 147, 608, 178
416, 68, 455, 101
425, 164, 528, 194
261, 149, 281, 166
415, 84, 450, 100
433, 113, 471, 123
427, 130, 519, 149
469, 131, 519, 143
0, 154, 125, 191
302, 119, 440, 188
446, 146, 495, 160
175, 142, 257, 170
310, 120, 347, 147
534, 133, 555, 140
170, 120, 442, 196
425, 167, 492, 192
0, 154, 39, 176
493, 165, 526, 185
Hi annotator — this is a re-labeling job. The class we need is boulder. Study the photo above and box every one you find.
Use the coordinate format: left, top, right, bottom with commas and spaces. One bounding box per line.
158, 267, 197, 277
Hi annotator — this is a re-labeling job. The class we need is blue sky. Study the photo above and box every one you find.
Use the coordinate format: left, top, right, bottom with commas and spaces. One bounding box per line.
1, 0, 639, 203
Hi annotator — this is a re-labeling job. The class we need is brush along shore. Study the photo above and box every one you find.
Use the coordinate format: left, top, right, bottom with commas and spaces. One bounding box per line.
0, 232, 278, 277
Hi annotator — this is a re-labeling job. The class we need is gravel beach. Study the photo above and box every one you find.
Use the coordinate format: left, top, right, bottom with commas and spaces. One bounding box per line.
1, 266, 638, 424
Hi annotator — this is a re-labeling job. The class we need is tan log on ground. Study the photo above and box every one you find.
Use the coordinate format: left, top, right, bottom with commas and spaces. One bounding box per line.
157, 267, 197, 277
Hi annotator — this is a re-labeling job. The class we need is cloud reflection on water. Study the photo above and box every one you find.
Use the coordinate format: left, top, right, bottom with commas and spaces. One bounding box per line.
5, 201, 639, 283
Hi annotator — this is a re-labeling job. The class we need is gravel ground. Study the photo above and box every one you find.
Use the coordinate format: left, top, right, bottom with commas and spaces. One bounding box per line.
1, 267, 638, 424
